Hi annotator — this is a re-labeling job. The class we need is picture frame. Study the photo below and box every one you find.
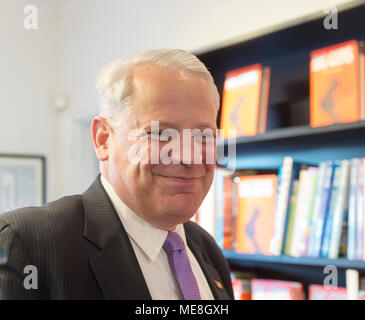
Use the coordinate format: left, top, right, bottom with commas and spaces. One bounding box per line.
0, 154, 46, 214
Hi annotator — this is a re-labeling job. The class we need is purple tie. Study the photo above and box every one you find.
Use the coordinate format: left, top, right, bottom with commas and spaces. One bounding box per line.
163, 232, 201, 300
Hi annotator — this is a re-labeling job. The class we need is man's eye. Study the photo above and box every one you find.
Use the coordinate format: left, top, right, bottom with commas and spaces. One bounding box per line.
194, 134, 215, 142
147, 131, 163, 140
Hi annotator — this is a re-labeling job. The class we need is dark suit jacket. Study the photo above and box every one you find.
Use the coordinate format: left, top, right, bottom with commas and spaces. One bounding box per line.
0, 175, 234, 300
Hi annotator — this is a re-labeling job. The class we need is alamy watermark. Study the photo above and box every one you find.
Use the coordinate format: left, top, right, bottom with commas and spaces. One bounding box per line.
24, 4, 38, 30
323, 264, 338, 289
126, 121, 237, 169
23, 265, 38, 290
323, 5, 338, 30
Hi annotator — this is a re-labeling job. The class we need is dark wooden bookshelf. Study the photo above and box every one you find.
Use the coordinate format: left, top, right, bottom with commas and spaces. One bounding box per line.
224, 250, 365, 288
196, 1, 365, 292
217, 120, 365, 147
217, 120, 365, 169
224, 250, 365, 270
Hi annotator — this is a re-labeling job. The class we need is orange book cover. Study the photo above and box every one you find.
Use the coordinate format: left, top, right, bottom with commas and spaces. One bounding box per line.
310, 40, 361, 127
236, 174, 277, 255
220, 64, 263, 138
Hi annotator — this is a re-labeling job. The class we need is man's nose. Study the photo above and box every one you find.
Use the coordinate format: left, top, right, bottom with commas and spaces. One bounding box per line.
169, 134, 203, 165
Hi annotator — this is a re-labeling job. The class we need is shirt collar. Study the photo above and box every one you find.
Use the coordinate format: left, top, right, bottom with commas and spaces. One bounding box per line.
100, 175, 187, 261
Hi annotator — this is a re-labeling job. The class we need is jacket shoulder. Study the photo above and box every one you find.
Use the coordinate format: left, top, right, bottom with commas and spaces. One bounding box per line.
0, 195, 84, 240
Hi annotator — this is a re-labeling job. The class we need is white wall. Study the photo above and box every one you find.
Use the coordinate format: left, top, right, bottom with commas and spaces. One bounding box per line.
0, 0, 359, 201
0, 0, 60, 201
57, 0, 358, 118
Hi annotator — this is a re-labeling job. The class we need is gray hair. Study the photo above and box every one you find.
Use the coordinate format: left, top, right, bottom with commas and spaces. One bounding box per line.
96, 49, 219, 127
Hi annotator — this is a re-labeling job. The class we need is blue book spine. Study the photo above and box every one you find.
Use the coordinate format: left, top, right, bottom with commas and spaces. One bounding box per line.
321, 163, 341, 258
312, 161, 335, 257
307, 161, 327, 257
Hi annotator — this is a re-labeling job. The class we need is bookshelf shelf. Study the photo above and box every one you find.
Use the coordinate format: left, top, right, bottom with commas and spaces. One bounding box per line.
217, 120, 365, 169
215, 119, 365, 170
217, 120, 365, 148
224, 250, 365, 271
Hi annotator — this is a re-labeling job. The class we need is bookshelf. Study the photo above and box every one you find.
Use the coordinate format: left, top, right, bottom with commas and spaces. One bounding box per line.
196, 1, 365, 292
224, 251, 365, 288
217, 120, 365, 170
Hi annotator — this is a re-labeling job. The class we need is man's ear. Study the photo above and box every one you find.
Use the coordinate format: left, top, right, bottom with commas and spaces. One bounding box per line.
91, 116, 111, 161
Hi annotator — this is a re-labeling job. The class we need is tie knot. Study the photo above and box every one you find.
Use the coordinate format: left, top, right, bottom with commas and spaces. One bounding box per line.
163, 232, 185, 254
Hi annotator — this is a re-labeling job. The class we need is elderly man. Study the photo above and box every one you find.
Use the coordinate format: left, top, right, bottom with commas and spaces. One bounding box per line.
0, 49, 233, 300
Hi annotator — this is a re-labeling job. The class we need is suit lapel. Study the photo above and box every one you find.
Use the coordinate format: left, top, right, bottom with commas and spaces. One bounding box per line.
186, 233, 231, 300
89, 233, 151, 300
82, 175, 151, 300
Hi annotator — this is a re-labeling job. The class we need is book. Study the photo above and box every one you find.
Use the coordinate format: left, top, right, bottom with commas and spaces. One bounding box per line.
328, 160, 350, 259
214, 169, 226, 248
289, 167, 319, 257
348, 159, 359, 260
287, 169, 308, 257
307, 162, 328, 256
310, 40, 365, 127
309, 161, 336, 257
283, 180, 299, 255
236, 174, 277, 255
222, 173, 235, 250
257, 67, 271, 134
270, 157, 295, 255
220, 64, 271, 138
360, 42, 365, 119
271, 159, 308, 256
356, 159, 364, 261
308, 284, 347, 300
362, 158, 365, 261
251, 279, 303, 300
301, 168, 319, 257
321, 163, 342, 258
232, 278, 252, 300
346, 269, 359, 300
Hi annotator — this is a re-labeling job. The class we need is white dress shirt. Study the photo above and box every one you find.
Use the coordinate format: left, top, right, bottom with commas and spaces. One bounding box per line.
100, 175, 214, 300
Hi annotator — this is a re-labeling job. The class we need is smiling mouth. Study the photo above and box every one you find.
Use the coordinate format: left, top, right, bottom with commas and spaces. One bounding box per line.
160, 175, 201, 180
157, 175, 202, 183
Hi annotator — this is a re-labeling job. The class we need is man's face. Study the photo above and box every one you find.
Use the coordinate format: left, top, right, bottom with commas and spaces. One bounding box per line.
105, 65, 217, 230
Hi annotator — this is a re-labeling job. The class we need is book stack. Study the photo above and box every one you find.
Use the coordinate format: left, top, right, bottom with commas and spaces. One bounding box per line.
219, 39, 365, 139
231, 270, 365, 300
198, 157, 365, 261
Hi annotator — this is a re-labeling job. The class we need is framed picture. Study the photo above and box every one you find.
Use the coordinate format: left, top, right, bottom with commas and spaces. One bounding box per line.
0, 154, 46, 214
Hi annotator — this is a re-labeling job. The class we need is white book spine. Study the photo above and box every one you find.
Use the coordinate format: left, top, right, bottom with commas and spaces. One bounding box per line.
356, 161, 364, 260
290, 170, 313, 257
270, 157, 293, 256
